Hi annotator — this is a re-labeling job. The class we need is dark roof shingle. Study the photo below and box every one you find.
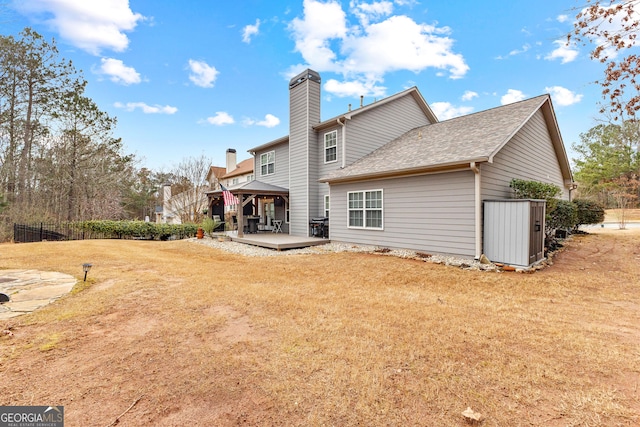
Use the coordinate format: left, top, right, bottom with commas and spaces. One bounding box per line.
321, 95, 550, 182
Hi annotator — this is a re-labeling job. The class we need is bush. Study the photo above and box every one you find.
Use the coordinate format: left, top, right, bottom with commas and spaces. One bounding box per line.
201, 217, 222, 237
78, 220, 198, 240
509, 179, 561, 201
572, 199, 605, 228
548, 199, 578, 231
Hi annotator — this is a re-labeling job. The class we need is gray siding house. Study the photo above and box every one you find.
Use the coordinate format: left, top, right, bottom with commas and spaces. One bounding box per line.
225, 68, 573, 259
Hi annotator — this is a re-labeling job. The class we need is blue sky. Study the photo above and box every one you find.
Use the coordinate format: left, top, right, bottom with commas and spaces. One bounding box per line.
2, 0, 611, 171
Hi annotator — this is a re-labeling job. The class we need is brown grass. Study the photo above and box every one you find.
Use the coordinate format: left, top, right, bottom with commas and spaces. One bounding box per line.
604, 208, 640, 223
0, 234, 639, 426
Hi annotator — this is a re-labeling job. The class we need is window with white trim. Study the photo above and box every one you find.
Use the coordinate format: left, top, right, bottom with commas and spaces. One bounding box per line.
260, 151, 275, 176
348, 190, 383, 229
324, 131, 337, 163
324, 195, 330, 218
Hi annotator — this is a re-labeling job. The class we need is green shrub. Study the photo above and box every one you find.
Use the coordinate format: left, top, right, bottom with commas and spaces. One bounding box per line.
548, 199, 578, 231
509, 179, 561, 201
77, 220, 198, 240
201, 217, 222, 237
572, 199, 605, 228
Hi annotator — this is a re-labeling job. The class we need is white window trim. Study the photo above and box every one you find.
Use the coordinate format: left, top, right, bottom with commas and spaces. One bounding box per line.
324, 130, 338, 164
347, 189, 383, 230
260, 151, 275, 176
324, 195, 330, 218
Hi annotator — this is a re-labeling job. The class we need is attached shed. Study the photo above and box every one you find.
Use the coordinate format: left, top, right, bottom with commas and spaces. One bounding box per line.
483, 199, 546, 267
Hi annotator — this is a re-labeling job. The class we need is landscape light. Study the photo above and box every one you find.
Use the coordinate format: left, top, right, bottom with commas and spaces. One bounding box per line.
82, 263, 92, 282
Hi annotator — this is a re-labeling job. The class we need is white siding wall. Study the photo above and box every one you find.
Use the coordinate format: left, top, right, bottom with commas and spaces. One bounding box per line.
481, 110, 569, 200
330, 171, 476, 257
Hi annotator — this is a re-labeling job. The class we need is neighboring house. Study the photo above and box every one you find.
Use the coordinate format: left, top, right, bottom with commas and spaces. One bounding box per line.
206, 149, 255, 227
157, 165, 225, 224
208, 69, 574, 261
220, 148, 255, 187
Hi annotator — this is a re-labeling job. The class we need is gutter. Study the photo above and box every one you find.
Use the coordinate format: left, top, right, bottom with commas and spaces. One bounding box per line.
337, 117, 349, 168
470, 162, 482, 260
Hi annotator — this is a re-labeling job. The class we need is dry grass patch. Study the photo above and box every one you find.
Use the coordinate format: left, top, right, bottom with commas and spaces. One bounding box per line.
0, 234, 639, 426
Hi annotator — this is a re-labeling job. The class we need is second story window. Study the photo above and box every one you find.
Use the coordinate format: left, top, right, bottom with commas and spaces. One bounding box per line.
325, 131, 337, 163
260, 151, 275, 176
232, 178, 239, 185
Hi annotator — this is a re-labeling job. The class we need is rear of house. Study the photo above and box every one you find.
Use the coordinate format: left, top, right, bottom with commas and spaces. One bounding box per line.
228, 68, 574, 262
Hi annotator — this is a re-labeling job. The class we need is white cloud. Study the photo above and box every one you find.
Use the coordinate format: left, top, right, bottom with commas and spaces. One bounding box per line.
256, 114, 280, 127
206, 112, 235, 126
496, 44, 530, 60
501, 89, 526, 105
343, 16, 468, 78
13, 0, 144, 55
289, 0, 348, 71
242, 19, 260, 43
557, 14, 569, 23
187, 60, 219, 88
544, 86, 583, 106
461, 90, 478, 101
114, 102, 177, 114
430, 102, 473, 120
97, 58, 141, 85
244, 114, 281, 128
351, 1, 393, 26
323, 78, 386, 98
288, 0, 468, 91
545, 40, 579, 63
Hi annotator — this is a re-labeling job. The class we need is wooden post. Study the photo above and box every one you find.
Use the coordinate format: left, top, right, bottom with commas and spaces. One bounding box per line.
237, 194, 244, 237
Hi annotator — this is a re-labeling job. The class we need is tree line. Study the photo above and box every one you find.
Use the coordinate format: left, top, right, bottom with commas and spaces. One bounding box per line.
0, 29, 214, 241
570, 1, 640, 212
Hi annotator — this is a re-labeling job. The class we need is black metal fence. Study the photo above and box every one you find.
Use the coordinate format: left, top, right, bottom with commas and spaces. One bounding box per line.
13, 222, 92, 243
13, 222, 197, 243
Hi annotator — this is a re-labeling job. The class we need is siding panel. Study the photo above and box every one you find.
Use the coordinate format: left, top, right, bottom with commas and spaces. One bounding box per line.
346, 95, 433, 165
481, 110, 569, 200
330, 171, 476, 257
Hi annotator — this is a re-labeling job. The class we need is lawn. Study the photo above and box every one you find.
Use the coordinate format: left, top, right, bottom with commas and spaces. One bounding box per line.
0, 230, 638, 426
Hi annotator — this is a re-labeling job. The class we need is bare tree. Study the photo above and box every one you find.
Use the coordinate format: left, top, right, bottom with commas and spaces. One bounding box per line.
571, 0, 640, 120
169, 154, 213, 223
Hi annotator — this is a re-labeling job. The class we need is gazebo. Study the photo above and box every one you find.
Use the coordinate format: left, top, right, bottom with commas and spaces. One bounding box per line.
206, 180, 289, 237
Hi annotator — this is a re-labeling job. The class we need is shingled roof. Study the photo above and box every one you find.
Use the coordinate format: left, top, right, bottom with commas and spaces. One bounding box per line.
320, 95, 570, 183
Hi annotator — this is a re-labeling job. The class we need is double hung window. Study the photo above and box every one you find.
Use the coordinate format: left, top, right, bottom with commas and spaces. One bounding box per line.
348, 190, 383, 229
260, 151, 275, 176
324, 131, 337, 163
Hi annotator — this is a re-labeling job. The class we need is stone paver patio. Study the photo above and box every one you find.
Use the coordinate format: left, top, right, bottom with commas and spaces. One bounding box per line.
0, 270, 77, 320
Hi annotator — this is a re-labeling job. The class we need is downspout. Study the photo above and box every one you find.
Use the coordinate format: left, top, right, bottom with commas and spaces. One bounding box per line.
337, 117, 347, 168
470, 162, 482, 259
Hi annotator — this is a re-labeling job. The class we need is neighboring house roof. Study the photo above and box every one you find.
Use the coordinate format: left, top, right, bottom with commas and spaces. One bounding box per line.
222, 158, 254, 179
320, 95, 572, 184
206, 166, 226, 184
247, 87, 436, 153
